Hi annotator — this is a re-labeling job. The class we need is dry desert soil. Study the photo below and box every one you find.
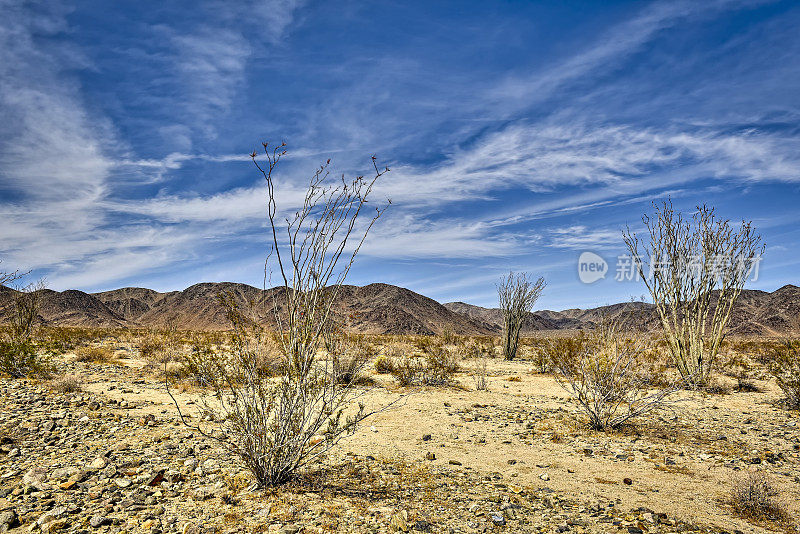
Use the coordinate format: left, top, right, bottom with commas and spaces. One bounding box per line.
1, 341, 798, 534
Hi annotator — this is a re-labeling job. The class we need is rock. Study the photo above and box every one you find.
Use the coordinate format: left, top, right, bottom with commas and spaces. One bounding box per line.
41, 519, 68, 533
90, 515, 110, 528
540, 473, 550, 481
389, 511, 409, 532
280, 526, 300, 534
146, 470, 165, 487
201, 458, 219, 474
190, 485, 220, 501
412, 520, 431, 531
7, 448, 18, 458
89, 456, 108, 470
623, 477, 633, 485
422, 434, 432, 441
448, 460, 461, 466
0, 510, 19, 531
425, 452, 436, 461
22, 467, 49, 492
114, 477, 132, 488
489, 513, 506, 526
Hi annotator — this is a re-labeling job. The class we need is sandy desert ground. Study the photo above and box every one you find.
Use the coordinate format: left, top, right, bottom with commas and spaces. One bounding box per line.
1, 337, 798, 534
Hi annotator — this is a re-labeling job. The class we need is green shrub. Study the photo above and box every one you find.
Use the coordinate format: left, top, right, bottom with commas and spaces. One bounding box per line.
0, 340, 51, 378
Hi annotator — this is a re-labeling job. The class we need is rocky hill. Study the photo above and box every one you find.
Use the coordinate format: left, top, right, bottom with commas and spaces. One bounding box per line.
446, 284, 800, 336
0, 282, 796, 335
0, 282, 494, 335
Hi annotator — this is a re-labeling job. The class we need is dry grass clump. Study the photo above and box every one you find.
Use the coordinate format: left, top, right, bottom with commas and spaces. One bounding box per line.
373, 353, 396, 374
50, 374, 82, 393
730, 471, 793, 528
766, 340, 800, 409
75, 345, 118, 364
331, 338, 377, 386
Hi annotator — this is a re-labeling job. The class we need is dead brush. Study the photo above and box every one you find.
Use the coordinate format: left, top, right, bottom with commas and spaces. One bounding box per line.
388, 346, 459, 387
372, 354, 396, 375
75, 345, 118, 364
50, 374, 82, 393
766, 340, 800, 409
547, 325, 685, 431
730, 471, 793, 528
330, 338, 377, 386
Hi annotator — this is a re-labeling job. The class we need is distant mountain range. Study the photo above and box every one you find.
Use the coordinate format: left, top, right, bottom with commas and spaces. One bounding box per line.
0, 282, 798, 336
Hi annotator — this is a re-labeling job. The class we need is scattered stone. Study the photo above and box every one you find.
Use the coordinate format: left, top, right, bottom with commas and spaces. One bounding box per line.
425, 452, 436, 461
90, 515, 110, 528
489, 512, 506, 526
389, 510, 409, 532
0, 509, 19, 531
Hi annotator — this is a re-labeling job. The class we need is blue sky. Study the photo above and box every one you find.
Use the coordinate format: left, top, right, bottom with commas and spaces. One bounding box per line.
1, 0, 799, 310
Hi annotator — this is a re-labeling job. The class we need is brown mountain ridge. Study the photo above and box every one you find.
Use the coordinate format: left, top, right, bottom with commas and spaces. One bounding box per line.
0, 282, 797, 336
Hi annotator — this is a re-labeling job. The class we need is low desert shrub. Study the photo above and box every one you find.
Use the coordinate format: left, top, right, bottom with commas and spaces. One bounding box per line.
422, 346, 459, 385
138, 334, 168, 362
390, 355, 423, 386
531, 346, 552, 374
332, 339, 377, 385
767, 340, 800, 409
439, 327, 459, 346
0, 280, 52, 378
0, 340, 51, 378
702, 378, 732, 395
373, 354, 396, 374
51, 374, 82, 393
730, 471, 791, 525
472, 353, 489, 391
75, 345, 118, 364
389, 346, 459, 386
547, 325, 683, 430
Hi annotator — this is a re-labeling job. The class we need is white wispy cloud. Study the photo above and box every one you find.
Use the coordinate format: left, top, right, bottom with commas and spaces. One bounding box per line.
490, 0, 772, 113
547, 226, 623, 250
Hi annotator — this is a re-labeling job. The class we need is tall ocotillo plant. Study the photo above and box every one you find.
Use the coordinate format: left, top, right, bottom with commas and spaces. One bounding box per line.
168, 142, 391, 487
622, 200, 763, 387
497, 272, 545, 360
